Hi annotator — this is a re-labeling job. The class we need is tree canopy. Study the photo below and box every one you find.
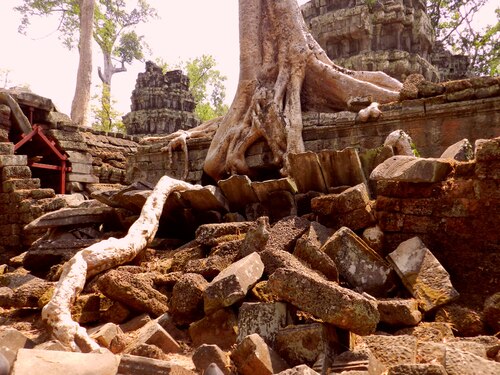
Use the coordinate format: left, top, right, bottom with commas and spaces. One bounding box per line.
427, 0, 499, 75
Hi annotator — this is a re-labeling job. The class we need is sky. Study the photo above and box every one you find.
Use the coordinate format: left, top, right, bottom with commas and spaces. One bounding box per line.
0, 0, 497, 118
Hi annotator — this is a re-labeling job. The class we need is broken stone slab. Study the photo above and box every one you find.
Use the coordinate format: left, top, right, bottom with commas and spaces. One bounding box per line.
264, 215, 311, 253
265, 190, 298, 222
260, 248, 316, 277
0, 328, 35, 367
377, 298, 422, 327
231, 333, 289, 375
387, 236, 459, 312
237, 302, 287, 346
287, 151, 328, 193
11, 348, 119, 375
444, 347, 500, 375
120, 313, 152, 333
370, 156, 453, 183
218, 174, 259, 212
251, 178, 298, 202
293, 222, 338, 282
330, 348, 386, 375
118, 354, 196, 375
0, 273, 54, 309
88, 323, 124, 349
322, 226, 395, 297
267, 268, 379, 335
312, 183, 370, 216
24, 206, 116, 232
395, 322, 455, 342
275, 323, 335, 367
361, 334, 418, 368
434, 304, 485, 337
204, 252, 264, 314
181, 185, 229, 212
92, 187, 152, 213
195, 221, 253, 247
97, 270, 169, 317
239, 216, 270, 258
318, 148, 367, 189
169, 273, 208, 325
0, 92, 32, 134
192, 344, 232, 375
440, 138, 474, 161
128, 320, 181, 355
189, 309, 238, 350
0, 154, 27, 168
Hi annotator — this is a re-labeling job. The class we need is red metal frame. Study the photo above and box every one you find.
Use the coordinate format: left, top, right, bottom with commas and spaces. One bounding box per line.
14, 125, 71, 194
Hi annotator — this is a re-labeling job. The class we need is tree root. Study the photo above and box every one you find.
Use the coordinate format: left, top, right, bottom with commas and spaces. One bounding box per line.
41, 176, 200, 351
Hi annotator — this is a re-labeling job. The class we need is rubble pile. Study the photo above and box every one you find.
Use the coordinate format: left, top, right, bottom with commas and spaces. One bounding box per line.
1, 135, 499, 374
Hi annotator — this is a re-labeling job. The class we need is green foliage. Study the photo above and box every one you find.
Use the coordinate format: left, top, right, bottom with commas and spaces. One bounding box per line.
427, 0, 499, 76
91, 83, 125, 133
157, 55, 229, 122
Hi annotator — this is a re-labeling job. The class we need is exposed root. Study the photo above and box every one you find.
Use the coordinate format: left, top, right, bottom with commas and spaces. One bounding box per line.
41, 176, 200, 351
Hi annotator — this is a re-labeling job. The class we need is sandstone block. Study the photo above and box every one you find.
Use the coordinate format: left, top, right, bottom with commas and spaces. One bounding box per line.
218, 174, 258, 211
361, 225, 384, 254
267, 268, 379, 335
440, 138, 474, 161
0, 143, 14, 155
118, 354, 196, 375
204, 252, 264, 314
192, 344, 232, 375
362, 334, 417, 367
251, 178, 298, 202
120, 313, 151, 333
312, 183, 370, 215
181, 185, 229, 212
0, 155, 27, 167
434, 304, 485, 337
275, 323, 334, 367
131, 321, 181, 354
444, 347, 500, 375
0, 328, 34, 366
377, 298, 422, 327
88, 323, 124, 349
264, 190, 298, 222
1, 166, 31, 180
276, 365, 320, 374
387, 363, 447, 375
318, 148, 367, 188
2, 178, 39, 192
195, 221, 253, 247
231, 333, 289, 375
387, 237, 459, 312
189, 309, 238, 350
237, 302, 287, 345
11, 348, 119, 375
239, 216, 270, 258
475, 137, 500, 162
370, 156, 453, 183
396, 322, 455, 342
288, 151, 328, 193
330, 347, 386, 375
170, 273, 208, 325
322, 226, 395, 296
264, 215, 311, 253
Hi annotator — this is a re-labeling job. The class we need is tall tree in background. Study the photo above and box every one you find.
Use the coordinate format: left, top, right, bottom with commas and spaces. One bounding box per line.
427, 0, 499, 75
159, 55, 229, 122
94, 0, 156, 130
15, 0, 156, 128
71, 0, 95, 127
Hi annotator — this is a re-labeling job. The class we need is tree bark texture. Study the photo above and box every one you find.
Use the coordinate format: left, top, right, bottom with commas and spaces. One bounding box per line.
70, 0, 95, 127
202, 0, 402, 181
41, 176, 199, 351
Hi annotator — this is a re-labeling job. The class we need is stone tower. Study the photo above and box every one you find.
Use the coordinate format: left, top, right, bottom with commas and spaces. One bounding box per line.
123, 61, 200, 136
301, 0, 442, 82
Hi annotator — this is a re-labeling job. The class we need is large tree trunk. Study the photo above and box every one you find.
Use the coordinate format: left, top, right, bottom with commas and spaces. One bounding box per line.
203, 0, 402, 181
70, 0, 95, 127
97, 52, 126, 130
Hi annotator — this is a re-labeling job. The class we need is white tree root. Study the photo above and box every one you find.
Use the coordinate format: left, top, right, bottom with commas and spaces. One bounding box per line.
41, 176, 200, 352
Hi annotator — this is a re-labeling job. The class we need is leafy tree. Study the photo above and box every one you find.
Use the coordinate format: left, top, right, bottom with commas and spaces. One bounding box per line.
158, 55, 229, 122
427, 0, 499, 75
91, 83, 125, 133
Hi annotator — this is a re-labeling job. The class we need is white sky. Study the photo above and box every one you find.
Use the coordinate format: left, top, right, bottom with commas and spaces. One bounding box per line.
0, 0, 497, 117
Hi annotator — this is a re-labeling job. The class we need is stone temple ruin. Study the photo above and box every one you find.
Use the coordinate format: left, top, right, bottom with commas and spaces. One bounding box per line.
1, 5, 500, 375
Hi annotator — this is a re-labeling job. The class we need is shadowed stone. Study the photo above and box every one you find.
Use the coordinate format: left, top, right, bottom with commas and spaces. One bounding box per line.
0, 328, 34, 367
264, 216, 311, 253
129, 321, 181, 354
318, 148, 367, 189
189, 309, 238, 350
440, 138, 474, 161
276, 365, 320, 375
118, 354, 196, 375
267, 268, 379, 335
181, 185, 229, 212
231, 334, 289, 375
237, 302, 287, 345
387, 237, 459, 312
170, 273, 208, 325
192, 345, 232, 375
322, 227, 395, 296
483, 292, 500, 333
11, 349, 119, 375
204, 252, 264, 314
370, 156, 453, 183
251, 178, 298, 202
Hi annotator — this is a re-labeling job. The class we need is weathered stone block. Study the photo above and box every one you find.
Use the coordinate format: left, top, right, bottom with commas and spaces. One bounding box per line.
170, 273, 207, 325
2, 178, 40, 192
0, 328, 34, 366
275, 323, 335, 367
440, 138, 473, 161
11, 348, 119, 375
387, 237, 459, 312
370, 156, 453, 183
387, 363, 447, 375
264, 215, 311, 253
318, 148, 366, 188
237, 302, 287, 346
267, 268, 379, 335
181, 185, 229, 212
377, 298, 422, 327
483, 292, 500, 332
322, 226, 395, 296
1, 166, 31, 180
0, 143, 14, 155
231, 333, 289, 375
218, 174, 258, 212
251, 178, 298, 202
131, 321, 181, 354
204, 252, 264, 314
275, 365, 320, 375
0, 155, 27, 167
118, 354, 196, 375
288, 151, 328, 193
361, 335, 417, 367
192, 344, 232, 375
195, 221, 253, 247
444, 347, 500, 375
189, 309, 238, 350
312, 183, 370, 215
88, 323, 124, 349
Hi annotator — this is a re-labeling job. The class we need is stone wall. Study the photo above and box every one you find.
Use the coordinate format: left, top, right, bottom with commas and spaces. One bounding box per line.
374, 137, 500, 306
123, 61, 200, 136
126, 77, 500, 186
